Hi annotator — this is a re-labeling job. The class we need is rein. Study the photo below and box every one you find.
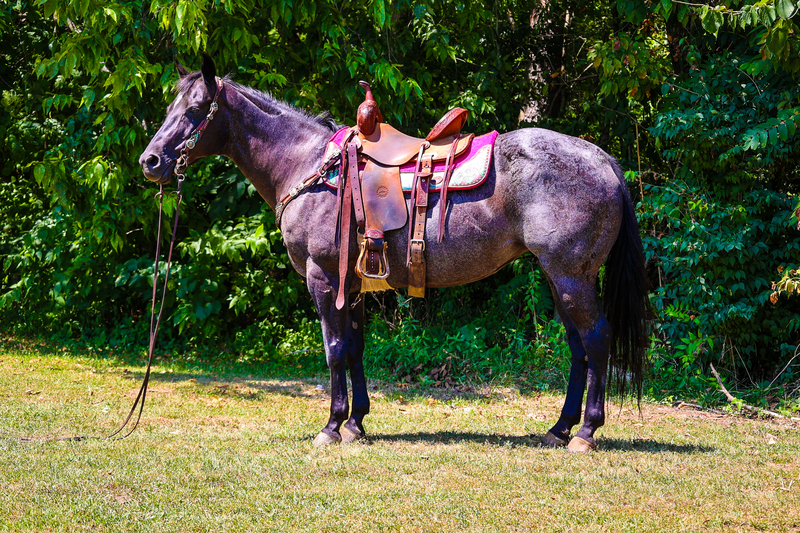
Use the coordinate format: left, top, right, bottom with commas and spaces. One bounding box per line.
105, 177, 184, 440
4, 78, 224, 443
107, 76, 225, 439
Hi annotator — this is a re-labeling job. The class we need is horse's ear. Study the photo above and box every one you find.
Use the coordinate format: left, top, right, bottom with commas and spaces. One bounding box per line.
175, 60, 190, 78
201, 53, 217, 96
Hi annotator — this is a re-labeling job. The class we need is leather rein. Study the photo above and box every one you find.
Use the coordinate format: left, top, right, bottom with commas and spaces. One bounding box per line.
106, 76, 225, 440
6, 78, 224, 443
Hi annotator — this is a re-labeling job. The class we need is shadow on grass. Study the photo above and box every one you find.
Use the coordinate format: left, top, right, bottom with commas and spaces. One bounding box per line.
372, 432, 714, 454
115, 370, 325, 400
596, 437, 714, 454
123, 371, 513, 403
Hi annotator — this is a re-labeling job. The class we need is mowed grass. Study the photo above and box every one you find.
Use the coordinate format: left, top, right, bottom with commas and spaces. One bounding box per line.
1, 345, 799, 533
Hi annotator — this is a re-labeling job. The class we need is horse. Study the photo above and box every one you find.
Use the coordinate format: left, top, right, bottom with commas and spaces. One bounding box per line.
139, 55, 650, 452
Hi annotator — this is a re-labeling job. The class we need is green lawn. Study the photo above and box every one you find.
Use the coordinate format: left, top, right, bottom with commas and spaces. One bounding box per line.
1, 344, 799, 532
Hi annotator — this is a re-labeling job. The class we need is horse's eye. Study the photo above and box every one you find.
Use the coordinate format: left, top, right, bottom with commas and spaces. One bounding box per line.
186, 106, 201, 116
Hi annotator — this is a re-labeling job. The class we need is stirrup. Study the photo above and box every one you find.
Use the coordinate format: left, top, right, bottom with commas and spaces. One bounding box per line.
355, 239, 390, 280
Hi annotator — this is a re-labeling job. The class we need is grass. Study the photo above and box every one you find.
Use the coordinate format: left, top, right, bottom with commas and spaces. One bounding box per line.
1, 341, 799, 533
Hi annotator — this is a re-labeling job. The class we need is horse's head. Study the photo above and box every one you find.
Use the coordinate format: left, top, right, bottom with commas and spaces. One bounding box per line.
139, 54, 225, 184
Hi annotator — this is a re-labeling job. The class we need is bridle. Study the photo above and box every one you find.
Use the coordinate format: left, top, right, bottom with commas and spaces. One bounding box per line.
4, 77, 225, 443
174, 76, 224, 180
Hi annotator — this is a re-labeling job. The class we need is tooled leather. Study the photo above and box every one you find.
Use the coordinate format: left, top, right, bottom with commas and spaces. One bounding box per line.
426, 108, 468, 141
361, 161, 407, 233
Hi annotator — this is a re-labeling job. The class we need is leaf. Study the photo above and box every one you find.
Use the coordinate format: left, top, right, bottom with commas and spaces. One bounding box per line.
778, 122, 788, 141
176, 2, 186, 34
759, 130, 769, 148
34, 164, 46, 183
93, 161, 105, 183
43, 0, 58, 18
75, 0, 90, 17
787, 117, 797, 136
767, 24, 789, 54
761, 4, 778, 25
81, 88, 95, 109
701, 10, 724, 36
372, 0, 386, 27
776, 0, 796, 20
93, 112, 108, 126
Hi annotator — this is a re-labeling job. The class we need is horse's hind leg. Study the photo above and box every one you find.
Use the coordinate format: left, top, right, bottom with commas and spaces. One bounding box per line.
541, 295, 588, 447
544, 272, 611, 452
341, 296, 369, 443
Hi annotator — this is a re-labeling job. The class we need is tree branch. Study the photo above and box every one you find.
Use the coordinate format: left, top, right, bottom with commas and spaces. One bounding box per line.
709, 363, 789, 420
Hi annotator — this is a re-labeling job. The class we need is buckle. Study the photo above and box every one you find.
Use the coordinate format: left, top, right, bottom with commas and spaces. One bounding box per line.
410, 238, 425, 251
207, 102, 218, 120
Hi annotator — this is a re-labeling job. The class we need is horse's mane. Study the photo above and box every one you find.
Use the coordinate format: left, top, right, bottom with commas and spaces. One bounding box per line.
176, 72, 340, 132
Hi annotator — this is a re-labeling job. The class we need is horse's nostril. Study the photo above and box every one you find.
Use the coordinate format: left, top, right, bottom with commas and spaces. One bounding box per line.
145, 154, 160, 168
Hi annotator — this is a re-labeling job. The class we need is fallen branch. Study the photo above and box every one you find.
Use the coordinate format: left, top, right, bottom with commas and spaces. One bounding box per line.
709, 363, 787, 420
672, 401, 725, 415
280, 347, 324, 358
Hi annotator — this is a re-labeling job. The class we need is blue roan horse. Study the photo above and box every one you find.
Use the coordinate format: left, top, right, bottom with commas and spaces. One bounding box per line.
139, 55, 650, 452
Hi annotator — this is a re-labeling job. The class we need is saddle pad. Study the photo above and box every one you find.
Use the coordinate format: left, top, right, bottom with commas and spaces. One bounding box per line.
322, 129, 498, 192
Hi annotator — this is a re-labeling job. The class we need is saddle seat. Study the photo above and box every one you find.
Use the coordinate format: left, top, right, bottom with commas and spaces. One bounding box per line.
359, 109, 472, 167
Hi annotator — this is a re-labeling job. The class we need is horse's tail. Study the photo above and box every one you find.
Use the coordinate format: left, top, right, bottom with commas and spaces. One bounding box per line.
602, 159, 652, 400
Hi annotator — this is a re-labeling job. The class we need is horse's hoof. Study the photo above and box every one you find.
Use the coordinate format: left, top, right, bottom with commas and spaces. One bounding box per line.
340, 426, 365, 444
567, 436, 597, 453
313, 431, 341, 447
541, 431, 568, 448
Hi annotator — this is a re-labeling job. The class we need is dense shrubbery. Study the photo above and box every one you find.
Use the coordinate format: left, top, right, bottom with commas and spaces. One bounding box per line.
2, 0, 800, 410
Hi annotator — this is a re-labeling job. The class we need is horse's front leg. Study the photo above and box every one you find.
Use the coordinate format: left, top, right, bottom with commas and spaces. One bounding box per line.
307, 266, 363, 447
341, 295, 369, 443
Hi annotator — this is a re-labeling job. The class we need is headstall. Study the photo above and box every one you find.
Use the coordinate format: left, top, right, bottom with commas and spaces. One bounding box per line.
174, 76, 225, 180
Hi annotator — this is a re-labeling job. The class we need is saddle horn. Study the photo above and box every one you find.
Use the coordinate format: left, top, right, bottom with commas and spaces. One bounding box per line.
357, 81, 383, 136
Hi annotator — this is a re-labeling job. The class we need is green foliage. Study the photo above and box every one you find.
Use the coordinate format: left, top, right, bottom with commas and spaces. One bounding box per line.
587, 32, 671, 100
576, 0, 800, 404
640, 52, 800, 376
771, 265, 800, 302
365, 259, 568, 388
0, 0, 541, 360
2, 0, 800, 409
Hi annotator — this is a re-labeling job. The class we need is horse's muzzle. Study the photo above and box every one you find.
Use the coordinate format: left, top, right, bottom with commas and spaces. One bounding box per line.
139, 152, 174, 184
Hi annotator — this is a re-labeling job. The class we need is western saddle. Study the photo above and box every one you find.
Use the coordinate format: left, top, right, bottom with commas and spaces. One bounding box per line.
333, 81, 473, 310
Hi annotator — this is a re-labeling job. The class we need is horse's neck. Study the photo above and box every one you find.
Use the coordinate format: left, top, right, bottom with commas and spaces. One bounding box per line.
221, 90, 332, 208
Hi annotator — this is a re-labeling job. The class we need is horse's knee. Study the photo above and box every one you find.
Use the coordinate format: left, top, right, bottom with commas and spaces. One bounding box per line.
326, 343, 347, 370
